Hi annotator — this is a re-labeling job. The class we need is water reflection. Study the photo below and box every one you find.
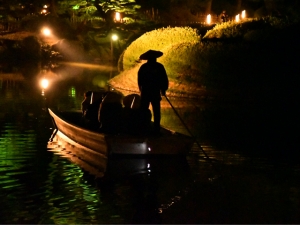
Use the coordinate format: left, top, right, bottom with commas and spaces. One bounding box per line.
45, 138, 194, 224
47, 131, 107, 178
46, 125, 195, 223
39, 155, 125, 224
161, 96, 300, 161
1, 62, 300, 223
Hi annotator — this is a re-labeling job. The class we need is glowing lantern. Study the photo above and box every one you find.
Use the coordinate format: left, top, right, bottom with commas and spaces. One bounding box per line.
241, 10, 246, 19
40, 79, 49, 89
235, 14, 240, 22
206, 14, 211, 24
42, 27, 51, 36
111, 34, 118, 41
115, 12, 121, 22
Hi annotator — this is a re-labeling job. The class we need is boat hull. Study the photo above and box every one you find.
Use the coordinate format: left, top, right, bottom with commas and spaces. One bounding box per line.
48, 108, 194, 156
48, 130, 107, 178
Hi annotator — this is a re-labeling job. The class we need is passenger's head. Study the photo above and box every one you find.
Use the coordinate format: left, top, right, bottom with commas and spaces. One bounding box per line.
123, 94, 141, 109
84, 91, 92, 98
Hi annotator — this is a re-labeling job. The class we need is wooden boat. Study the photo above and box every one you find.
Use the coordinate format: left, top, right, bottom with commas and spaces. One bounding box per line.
47, 134, 190, 178
48, 108, 194, 156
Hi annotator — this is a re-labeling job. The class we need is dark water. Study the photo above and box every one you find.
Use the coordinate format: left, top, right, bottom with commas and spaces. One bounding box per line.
1, 63, 300, 224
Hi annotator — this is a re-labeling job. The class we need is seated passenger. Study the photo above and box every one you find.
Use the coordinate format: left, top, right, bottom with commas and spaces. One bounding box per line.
98, 91, 123, 133
121, 94, 152, 134
81, 91, 92, 117
122, 94, 141, 109
81, 91, 103, 130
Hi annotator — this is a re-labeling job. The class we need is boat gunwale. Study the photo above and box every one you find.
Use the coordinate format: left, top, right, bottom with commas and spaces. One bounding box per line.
48, 108, 195, 155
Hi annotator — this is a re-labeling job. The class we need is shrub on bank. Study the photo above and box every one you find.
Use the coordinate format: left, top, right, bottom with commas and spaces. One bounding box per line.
122, 26, 200, 71
203, 16, 297, 40
160, 41, 201, 82
200, 17, 300, 90
111, 17, 300, 98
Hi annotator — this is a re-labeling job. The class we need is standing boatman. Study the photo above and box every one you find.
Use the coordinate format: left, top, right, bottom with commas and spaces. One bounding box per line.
138, 50, 169, 134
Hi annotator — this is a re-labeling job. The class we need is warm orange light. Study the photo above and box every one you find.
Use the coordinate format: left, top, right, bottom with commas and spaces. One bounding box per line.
41, 27, 51, 36
206, 14, 211, 24
241, 10, 246, 19
40, 78, 49, 89
115, 12, 121, 21
111, 34, 118, 41
235, 14, 240, 22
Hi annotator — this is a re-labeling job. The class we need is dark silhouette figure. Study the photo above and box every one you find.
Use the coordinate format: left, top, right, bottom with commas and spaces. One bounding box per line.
81, 91, 102, 130
98, 91, 123, 133
220, 10, 228, 22
81, 91, 92, 117
138, 50, 169, 134
121, 94, 152, 134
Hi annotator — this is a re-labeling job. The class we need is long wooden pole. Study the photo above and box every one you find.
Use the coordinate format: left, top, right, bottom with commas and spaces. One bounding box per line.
164, 95, 211, 160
